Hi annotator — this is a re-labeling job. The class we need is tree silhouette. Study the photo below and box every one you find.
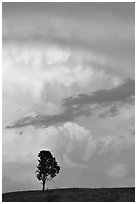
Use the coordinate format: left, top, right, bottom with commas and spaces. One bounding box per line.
36, 150, 60, 191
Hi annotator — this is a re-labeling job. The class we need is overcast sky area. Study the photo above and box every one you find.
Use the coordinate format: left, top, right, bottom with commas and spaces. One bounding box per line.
2, 2, 135, 193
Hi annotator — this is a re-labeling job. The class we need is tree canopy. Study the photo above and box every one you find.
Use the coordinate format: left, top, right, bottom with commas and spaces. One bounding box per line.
36, 150, 60, 191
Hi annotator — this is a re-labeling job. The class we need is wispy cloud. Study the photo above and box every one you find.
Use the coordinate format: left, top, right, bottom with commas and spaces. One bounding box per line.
6, 79, 134, 128
63, 78, 134, 107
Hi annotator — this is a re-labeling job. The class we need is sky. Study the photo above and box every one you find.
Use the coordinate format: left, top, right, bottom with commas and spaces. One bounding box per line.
2, 2, 135, 193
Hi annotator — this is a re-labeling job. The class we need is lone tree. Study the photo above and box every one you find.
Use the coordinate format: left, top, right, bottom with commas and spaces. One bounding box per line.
36, 150, 60, 191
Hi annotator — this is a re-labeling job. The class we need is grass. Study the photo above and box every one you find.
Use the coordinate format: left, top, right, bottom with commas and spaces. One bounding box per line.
2, 187, 135, 202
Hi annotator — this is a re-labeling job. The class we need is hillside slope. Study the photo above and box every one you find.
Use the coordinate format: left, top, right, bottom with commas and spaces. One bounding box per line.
2, 187, 135, 202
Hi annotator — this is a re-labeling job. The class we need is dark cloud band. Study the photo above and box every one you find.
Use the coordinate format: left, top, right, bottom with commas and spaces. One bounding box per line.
6, 78, 134, 129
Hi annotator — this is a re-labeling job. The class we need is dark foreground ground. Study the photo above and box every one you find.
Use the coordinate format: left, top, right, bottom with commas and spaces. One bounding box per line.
2, 187, 135, 202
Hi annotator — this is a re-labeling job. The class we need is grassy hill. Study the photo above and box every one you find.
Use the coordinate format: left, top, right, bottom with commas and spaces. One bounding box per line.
2, 187, 135, 202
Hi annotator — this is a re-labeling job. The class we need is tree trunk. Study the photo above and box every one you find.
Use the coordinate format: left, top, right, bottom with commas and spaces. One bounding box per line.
42, 180, 45, 192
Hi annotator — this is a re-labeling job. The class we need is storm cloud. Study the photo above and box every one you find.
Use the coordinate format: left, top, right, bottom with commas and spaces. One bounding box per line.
3, 2, 135, 191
